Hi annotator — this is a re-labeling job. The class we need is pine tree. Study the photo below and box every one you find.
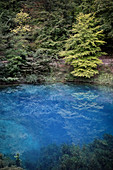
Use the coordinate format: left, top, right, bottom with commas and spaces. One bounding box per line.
6, 10, 31, 77
59, 13, 106, 78
93, 0, 113, 51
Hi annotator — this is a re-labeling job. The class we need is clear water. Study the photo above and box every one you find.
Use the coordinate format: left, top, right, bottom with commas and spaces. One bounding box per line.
0, 83, 113, 167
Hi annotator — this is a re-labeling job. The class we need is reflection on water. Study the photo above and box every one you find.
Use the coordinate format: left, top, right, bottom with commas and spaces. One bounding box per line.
0, 83, 113, 162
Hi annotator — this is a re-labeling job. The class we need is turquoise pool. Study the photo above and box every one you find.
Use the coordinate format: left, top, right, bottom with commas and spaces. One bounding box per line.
0, 83, 113, 169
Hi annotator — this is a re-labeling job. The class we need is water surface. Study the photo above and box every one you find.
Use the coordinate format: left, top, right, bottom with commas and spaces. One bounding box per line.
0, 83, 113, 166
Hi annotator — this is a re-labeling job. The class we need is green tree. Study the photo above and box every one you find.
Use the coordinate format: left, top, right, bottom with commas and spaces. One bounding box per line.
93, 0, 113, 51
6, 10, 31, 77
79, 0, 94, 14
29, 0, 79, 80
59, 13, 106, 78
79, 0, 113, 52
0, 13, 5, 57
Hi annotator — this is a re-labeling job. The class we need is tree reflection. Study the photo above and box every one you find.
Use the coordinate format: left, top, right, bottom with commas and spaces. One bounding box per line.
0, 84, 113, 155
57, 89, 106, 144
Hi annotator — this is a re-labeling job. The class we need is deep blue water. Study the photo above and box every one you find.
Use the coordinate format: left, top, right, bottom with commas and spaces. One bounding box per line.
0, 83, 113, 167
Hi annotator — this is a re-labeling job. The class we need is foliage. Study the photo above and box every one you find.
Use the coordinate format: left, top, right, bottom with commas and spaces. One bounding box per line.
0, 152, 23, 169
33, 48, 53, 72
80, 0, 113, 51
12, 9, 31, 33
79, 0, 94, 14
59, 13, 106, 78
0, 0, 113, 83
36, 134, 113, 170
93, 72, 113, 85
1, 134, 113, 169
25, 74, 38, 83
93, 0, 113, 41
36, 144, 61, 170
14, 153, 21, 167
5, 10, 31, 77
31, 0, 79, 59
0, 13, 10, 58
0, 77, 19, 82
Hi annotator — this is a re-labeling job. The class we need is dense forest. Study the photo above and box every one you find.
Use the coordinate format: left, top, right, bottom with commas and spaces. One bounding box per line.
0, 0, 113, 84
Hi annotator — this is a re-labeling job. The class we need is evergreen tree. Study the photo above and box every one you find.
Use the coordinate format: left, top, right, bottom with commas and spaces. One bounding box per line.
59, 13, 106, 78
93, 0, 113, 50
31, 0, 79, 57
79, 0, 94, 14
79, 0, 113, 52
6, 10, 31, 77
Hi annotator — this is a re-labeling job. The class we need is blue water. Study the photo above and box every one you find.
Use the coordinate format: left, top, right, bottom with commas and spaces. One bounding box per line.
0, 83, 113, 166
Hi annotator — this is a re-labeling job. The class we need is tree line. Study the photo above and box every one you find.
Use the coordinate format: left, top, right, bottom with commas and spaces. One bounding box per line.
0, 0, 113, 83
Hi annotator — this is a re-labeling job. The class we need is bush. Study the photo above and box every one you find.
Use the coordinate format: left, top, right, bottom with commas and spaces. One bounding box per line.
25, 74, 38, 83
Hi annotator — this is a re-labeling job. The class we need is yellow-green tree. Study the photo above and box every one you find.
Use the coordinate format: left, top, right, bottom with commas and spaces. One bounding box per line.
59, 13, 106, 78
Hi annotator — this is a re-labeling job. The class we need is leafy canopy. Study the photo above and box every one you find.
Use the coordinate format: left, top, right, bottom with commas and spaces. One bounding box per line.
59, 13, 106, 78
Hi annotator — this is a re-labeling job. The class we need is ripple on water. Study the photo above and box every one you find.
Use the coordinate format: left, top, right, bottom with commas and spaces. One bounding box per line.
0, 83, 113, 163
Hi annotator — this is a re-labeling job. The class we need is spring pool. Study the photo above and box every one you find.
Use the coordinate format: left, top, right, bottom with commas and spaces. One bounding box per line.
0, 83, 113, 168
